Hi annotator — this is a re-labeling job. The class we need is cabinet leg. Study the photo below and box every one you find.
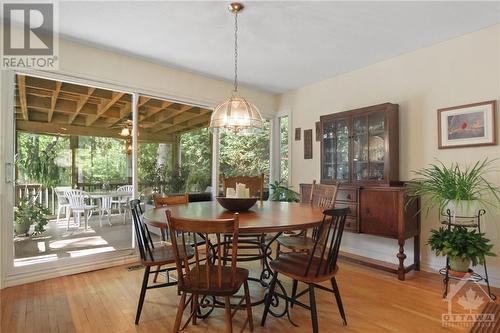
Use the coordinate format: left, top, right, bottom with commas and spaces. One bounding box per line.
414, 235, 420, 271
397, 240, 407, 281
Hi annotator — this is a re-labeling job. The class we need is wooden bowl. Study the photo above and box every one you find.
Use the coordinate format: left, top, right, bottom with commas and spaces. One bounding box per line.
216, 197, 258, 212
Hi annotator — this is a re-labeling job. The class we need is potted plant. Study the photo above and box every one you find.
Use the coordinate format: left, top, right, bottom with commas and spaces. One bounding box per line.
14, 195, 50, 236
428, 226, 496, 276
407, 159, 500, 220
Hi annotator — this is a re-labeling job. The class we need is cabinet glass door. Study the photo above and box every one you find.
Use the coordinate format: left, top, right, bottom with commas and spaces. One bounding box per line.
322, 121, 335, 180
352, 116, 368, 181
335, 119, 349, 181
368, 112, 385, 180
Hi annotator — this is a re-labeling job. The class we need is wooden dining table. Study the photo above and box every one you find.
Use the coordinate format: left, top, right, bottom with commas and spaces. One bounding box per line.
142, 200, 325, 321
142, 200, 325, 234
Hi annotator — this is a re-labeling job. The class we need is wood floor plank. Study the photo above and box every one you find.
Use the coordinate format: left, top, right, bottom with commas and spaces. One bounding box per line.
1, 261, 498, 333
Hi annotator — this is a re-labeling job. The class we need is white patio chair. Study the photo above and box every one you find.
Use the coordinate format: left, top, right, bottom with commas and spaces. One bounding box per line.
99, 195, 113, 227
111, 185, 133, 223
65, 189, 96, 230
54, 186, 71, 224
111, 185, 133, 216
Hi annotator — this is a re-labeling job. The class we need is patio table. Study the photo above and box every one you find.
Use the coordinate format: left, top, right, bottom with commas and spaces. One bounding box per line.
89, 191, 133, 225
143, 200, 324, 321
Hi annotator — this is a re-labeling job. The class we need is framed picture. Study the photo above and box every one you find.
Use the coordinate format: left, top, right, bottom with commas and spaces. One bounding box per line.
295, 128, 301, 141
304, 129, 313, 159
315, 121, 321, 141
438, 100, 496, 149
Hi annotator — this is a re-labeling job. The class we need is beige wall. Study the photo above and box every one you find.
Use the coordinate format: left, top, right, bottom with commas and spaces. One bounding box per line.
278, 24, 500, 285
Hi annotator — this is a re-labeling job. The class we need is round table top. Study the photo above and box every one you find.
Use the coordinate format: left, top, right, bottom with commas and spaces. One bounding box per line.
143, 201, 325, 233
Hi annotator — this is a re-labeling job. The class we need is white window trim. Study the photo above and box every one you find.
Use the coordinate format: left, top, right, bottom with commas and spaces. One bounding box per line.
271, 109, 292, 186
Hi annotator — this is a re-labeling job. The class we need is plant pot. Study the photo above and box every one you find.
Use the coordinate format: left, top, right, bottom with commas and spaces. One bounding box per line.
15, 219, 31, 236
445, 200, 479, 222
449, 257, 471, 273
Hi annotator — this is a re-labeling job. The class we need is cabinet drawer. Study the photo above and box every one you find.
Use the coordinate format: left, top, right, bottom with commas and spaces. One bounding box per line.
344, 217, 358, 232
336, 189, 357, 202
334, 202, 357, 217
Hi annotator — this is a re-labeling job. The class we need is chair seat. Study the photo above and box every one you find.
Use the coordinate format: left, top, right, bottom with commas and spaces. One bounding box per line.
142, 244, 194, 267
277, 235, 315, 251
179, 265, 249, 296
270, 252, 339, 283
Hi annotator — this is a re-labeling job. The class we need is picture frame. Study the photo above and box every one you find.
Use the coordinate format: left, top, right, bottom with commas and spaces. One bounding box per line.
315, 121, 321, 141
438, 100, 496, 149
304, 129, 313, 159
295, 127, 301, 141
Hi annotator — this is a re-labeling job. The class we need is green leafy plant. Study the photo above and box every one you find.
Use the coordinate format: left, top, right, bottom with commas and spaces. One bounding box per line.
14, 195, 50, 236
407, 158, 500, 214
427, 226, 496, 266
270, 180, 300, 202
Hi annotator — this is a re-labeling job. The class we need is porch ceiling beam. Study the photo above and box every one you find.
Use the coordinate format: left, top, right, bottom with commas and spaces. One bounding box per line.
17, 75, 28, 120
162, 113, 212, 135
86, 92, 125, 126
153, 108, 211, 133
140, 101, 175, 123
69, 87, 96, 124
48, 81, 62, 122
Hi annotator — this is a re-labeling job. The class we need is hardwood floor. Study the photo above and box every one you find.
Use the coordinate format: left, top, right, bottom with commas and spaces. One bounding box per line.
1, 260, 498, 333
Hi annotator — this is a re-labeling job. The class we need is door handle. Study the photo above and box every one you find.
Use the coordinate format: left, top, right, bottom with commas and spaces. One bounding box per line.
4, 163, 13, 184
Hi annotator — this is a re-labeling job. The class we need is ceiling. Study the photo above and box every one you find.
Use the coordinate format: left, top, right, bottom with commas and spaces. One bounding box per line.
44, 2, 500, 92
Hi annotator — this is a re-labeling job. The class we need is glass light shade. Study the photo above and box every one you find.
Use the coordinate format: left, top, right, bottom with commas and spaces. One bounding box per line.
210, 95, 264, 132
120, 127, 131, 137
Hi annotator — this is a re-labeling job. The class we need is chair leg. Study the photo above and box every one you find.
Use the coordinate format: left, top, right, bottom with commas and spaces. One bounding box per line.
309, 284, 319, 333
56, 206, 62, 223
153, 265, 161, 283
290, 279, 298, 308
261, 272, 278, 326
331, 277, 347, 325
84, 210, 88, 230
224, 296, 232, 333
244, 281, 254, 331
173, 292, 186, 332
135, 266, 150, 325
192, 294, 198, 325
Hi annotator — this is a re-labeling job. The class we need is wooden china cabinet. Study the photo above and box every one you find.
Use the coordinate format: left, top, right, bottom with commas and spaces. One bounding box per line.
301, 102, 421, 281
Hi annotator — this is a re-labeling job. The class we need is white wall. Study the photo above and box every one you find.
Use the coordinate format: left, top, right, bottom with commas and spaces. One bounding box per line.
278, 24, 500, 285
0, 37, 278, 288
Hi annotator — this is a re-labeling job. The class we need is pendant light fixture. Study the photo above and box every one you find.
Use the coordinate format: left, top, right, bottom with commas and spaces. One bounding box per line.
209, 2, 264, 133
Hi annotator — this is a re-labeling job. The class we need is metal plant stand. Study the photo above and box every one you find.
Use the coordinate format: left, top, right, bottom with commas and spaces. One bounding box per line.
440, 209, 496, 300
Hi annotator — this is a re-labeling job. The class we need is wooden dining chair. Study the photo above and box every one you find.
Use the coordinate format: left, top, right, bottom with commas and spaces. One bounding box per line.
262, 208, 349, 333
276, 181, 339, 257
130, 199, 194, 325
166, 210, 253, 333
152, 193, 190, 283
222, 173, 265, 201
154, 193, 189, 208
222, 174, 266, 266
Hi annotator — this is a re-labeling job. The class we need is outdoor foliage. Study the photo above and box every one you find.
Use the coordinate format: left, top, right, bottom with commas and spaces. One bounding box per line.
77, 136, 128, 184
220, 120, 271, 178
427, 226, 496, 266
16, 133, 70, 187
180, 128, 212, 192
